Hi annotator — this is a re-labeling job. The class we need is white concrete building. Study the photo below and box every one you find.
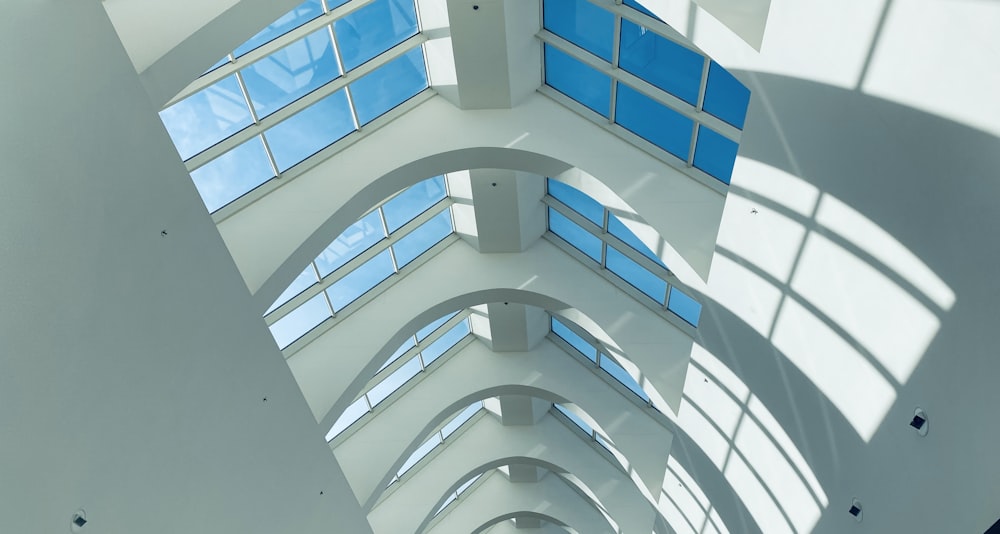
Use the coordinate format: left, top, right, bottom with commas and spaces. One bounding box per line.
1, 1, 998, 533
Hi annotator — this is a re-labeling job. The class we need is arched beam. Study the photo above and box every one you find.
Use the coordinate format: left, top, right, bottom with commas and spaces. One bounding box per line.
368, 412, 657, 534
336, 339, 671, 509
471, 511, 571, 534
290, 239, 692, 430
224, 93, 724, 303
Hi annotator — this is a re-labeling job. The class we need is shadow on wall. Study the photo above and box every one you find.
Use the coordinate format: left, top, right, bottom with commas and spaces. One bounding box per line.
677, 71, 1000, 534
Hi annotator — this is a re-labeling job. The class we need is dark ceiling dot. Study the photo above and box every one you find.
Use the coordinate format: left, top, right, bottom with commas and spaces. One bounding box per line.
491, 182, 497, 187
473, 4, 479, 9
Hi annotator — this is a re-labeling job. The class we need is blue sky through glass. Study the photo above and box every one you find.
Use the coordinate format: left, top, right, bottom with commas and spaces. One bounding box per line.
269, 292, 332, 348
544, 44, 611, 118
368, 355, 421, 407
160, 75, 253, 160
668, 286, 702, 326
326, 248, 395, 310
546, 179, 603, 226
351, 46, 428, 125
608, 214, 666, 267
548, 208, 603, 263
242, 28, 341, 118
417, 311, 459, 341
327, 396, 369, 440
234, 0, 325, 58
543, 0, 615, 62
379, 335, 417, 373
551, 317, 598, 362
335, 0, 418, 71
704, 60, 751, 129
265, 88, 355, 171
421, 319, 470, 366
392, 208, 453, 268
599, 354, 650, 401
441, 402, 482, 439
383, 176, 447, 232
619, 20, 703, 106
267, 265, 319, 314
190, 135, 275, 212
315, 210, 386, 278
605, 245, 667, 304
615, 83, 693, 160
693, 126, 739, 184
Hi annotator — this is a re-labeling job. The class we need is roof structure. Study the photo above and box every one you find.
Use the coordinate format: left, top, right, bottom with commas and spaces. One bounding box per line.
2, 0, 999, 533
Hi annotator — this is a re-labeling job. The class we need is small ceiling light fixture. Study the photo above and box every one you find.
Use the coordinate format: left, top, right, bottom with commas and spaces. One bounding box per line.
848, 498, 863, 523
473, 4, 479, 10
71, 510, 87, 532
910, 407, 929, 436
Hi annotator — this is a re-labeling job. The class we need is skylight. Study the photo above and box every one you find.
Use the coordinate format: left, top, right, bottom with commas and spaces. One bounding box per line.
545, 179, 701, 327
550, 316, 649, 403
159, 0, 430, 213
539, 0, 750, 185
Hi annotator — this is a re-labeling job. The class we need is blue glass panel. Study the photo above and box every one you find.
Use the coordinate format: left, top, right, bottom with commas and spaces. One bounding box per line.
326, 396, 369, 440
668, 286, 702, 327
421, 319, 470, 366
623, 0, 660, 19
416, 311, 459, 341
368, 355, 421, 406
456, 473, 481, 494
606, 245, 667, 304
326, 248, 395, 310
441, 402, 482, 439
234, 0, 325, 57
615, 83, 693, 160
703, 61, 751, 129
554, 404, 592, 434
269, 292, 331, 348
327, 0, 349, 9
608, 215, 666, 267
265, 88, 355, 171
599, 354, 650, 401
546, 178, 604, 227
190, 135, 275, 212
383, 176, 447, 232
693, 126, 739, 184
619, 20, 703, 105
335, 0, 419, 71
543, 0, 614, 62
544, 44, 611, 118
548, 208, 603, 263
393, 208, 453, 268
551, 317, 598, 362
160, 75, 253, 160
351, 46, 428, 125
267, 265, 319, 314
397, 432, 441, 476
242, 29, 340, 118
378, 336, 416, 373
315, 210, 385, 278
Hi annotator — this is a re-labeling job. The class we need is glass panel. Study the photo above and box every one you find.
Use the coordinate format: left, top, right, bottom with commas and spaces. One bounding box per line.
326, 248, 395, 310
615, 83, 693, 160
623, 0, 660, 19
546, 178, 604, 227
368, 355, 422, 406
269, 292, 331, 348
351, 46, 428, 125
619, 20, 703, 106
435, 493, 457, 515
397, 432, 442, 476
267, 265, 320, 314
456, 473, 481, 494
544, 44, 612, 117
160, 75, 254, 160
335, 0, 419, 71
326, 396, 369, 440
599, 354, 649, 401
554, 403, 591, 434
543, 0, 614, 62
265, 88, 355, 171
378, 336, 416, 373
442, 402, 482, 439
315, 210, 386, 278
242, 28, 340, 118
551, 317, 598, 362
548, 207, 603, 263
234, 0, 326, 57
382, 176, 447, 232
668, 286, 702, 327
693, 126, 739, 185
392, 208, 453, 269
606, 245, 667, 304
703, 61, 751, 129
608, 214, 666, 267
416, 311, 459, 341
327, 0, 350, 10
190, 135, 275, 212
421, 319, 470, 366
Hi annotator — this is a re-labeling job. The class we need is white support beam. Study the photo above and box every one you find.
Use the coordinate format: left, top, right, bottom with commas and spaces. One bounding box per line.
477, 302, 549, 352
334, 339, 671, 509
369, 414, 656, 534
225, 94, 724, 309
469, 170, 546, 253
498, 396, 552, 426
